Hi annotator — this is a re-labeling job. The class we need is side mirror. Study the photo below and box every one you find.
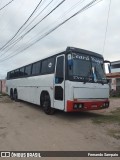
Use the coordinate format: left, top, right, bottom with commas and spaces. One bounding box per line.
104, 60, 111, 74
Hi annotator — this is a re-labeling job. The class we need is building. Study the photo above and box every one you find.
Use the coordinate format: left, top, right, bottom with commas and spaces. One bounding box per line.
106, 61, 120, 96
0, 79, 6, 94
110, 60, 120, 73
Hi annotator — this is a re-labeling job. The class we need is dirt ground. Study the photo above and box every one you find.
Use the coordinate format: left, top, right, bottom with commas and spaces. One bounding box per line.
0, 96, 120, 160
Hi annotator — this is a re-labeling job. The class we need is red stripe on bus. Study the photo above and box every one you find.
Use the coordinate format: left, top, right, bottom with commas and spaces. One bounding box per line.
67, 99, 109, 112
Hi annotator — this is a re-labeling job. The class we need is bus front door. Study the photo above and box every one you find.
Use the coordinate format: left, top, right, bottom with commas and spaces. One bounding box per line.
54, 55, 65, 110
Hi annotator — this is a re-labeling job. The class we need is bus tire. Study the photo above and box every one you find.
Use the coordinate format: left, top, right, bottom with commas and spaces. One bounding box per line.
10, 89, 14, 100
41, 94, 55, 115
14, 89, 18, 102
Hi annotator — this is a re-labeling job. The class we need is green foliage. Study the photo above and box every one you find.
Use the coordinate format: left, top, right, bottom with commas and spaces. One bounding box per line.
92, 108, 120, 125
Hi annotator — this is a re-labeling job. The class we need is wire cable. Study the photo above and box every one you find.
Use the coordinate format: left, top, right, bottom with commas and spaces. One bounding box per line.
102, 0, 111, 54
0, 0, 102, 62
0, 0, 86, 54
0, 0, 65, 56
0, 0, 14, 11
1, 0, 54, 50
14, 0, 54, 39
0, 0, 43, 51
0, 0, 54, 53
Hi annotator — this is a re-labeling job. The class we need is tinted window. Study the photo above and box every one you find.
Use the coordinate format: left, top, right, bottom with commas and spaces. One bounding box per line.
55, 86, 63, 100
20, 67, 25, 77
25, 65, 31, 76
41, 57, 55, 74
10, 71, 14, 79
55, 56, 64, 84
14, 69, 19, 78
7, 72, 10, 80
41, 60, 48, 74
32, 62, 41, 75
47, 57, 55, 73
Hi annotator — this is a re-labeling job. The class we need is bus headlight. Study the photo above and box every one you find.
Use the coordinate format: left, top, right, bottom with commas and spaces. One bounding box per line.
105, 102, 109, 107
103, 102, 109, 107
78, 104, 83, 109
73, 103, 84, 109
74, 104, 78, 109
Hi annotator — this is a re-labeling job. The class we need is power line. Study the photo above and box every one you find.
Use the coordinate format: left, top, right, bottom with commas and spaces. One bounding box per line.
17, 0, 86, 41
0, 0, 54, 54
0, 0, 14, 11
0, 0, 102, 63
14, 0, 54, 39
0, 0, 43, 51
19, 0, 86, 47
0, 0, 86, 58
26, 0, 102, 50
0, 0, 66, 56
102, 0, 111, 54
0, 0, 54, 51
0, 0, 102, 62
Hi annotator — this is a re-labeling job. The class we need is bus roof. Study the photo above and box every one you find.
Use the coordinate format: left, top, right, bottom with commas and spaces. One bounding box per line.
66, 47, 103, 58
7, 47, 103, 73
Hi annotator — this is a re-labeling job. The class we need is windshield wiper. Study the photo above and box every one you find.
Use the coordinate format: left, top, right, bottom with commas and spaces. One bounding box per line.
95, 70, 105, 85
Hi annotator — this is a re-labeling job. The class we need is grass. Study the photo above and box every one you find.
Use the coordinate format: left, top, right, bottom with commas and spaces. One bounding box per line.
92, 108, 120, 125
92, 108, 120, 140
108, 130, 120, 140
0, 94, 12, 103
110, 96, 120, 98
0, 93, 7, 96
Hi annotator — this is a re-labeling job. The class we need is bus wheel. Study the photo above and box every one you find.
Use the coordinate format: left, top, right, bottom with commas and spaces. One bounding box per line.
14, 90, 18, 102
42, 95, 55, 115
10, 89, 14, 100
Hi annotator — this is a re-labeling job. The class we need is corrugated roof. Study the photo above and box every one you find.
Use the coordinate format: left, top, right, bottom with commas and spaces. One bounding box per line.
111, 60, 120, 65
106, 72, 120, 78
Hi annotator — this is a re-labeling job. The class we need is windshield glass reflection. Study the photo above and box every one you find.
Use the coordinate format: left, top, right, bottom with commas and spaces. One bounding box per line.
68, 53, 107, 84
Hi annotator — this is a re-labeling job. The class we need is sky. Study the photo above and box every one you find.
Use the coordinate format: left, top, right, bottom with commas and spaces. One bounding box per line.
0, 0, 120, 79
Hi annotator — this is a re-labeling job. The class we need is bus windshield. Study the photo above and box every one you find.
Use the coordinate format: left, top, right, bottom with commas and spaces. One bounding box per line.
68, 52, 107, 84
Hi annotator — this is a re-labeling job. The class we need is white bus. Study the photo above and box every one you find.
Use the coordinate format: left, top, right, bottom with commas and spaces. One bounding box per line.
6, 47, 110, 114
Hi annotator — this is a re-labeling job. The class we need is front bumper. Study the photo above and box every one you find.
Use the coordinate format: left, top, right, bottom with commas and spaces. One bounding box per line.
66, 99, 109, 112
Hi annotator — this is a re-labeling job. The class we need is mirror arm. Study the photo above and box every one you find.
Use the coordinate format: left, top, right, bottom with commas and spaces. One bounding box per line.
104, 60, 111, 65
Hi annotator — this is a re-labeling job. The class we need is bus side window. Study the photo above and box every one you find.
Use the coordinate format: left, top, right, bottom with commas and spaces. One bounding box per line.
10, 71, 14, 79
14, 69, 19, 78
41, 60, 47, 74
32, 62, 41, 75
41, 57, 55, 75
7, 72, 10, 80
25, 65, 32, 76
55, 56, 64, 84
47, 57, 55, 74
20, 67, 25, 77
